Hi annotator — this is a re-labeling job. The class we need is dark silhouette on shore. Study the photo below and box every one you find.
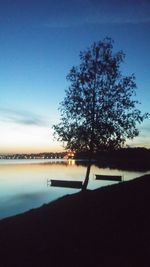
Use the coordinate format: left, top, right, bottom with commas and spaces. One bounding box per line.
53, 38, 149, 190
0, 174, 150, 266
75, 147, 150, 171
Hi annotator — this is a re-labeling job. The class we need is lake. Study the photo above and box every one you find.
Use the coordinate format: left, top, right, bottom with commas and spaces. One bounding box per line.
0, 159, 149, 220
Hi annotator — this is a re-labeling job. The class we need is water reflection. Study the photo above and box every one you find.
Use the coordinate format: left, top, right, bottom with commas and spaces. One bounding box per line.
0, 159, 149, 220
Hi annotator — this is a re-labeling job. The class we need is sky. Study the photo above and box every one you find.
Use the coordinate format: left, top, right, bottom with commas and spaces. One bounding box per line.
0, 0, 150, 153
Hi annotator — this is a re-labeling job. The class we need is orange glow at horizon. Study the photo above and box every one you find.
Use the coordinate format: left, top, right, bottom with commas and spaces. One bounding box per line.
0, 144, 64, 154
0, 122, 65, 154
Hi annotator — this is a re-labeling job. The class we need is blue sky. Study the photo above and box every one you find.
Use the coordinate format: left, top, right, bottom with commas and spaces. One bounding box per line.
0, 0, 150, 153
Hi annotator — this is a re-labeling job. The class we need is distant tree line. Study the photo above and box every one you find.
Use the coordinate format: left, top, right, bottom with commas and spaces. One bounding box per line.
0, 152, 66, 160
75, 147, 150, 170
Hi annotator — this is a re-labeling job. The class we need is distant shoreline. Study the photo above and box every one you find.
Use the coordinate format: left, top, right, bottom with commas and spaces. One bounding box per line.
0, 156, 150, 171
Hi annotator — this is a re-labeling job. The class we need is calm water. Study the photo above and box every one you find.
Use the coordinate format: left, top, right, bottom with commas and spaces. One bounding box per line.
0, 159, 149, 220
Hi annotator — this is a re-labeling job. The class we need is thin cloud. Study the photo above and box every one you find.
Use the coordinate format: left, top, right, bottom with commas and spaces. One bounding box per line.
36, 0, 150, 29
37, 16, 150, 30
0, 107, 47, 127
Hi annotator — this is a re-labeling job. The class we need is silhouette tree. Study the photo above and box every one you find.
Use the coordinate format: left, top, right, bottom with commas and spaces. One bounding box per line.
53, 38, 149, 190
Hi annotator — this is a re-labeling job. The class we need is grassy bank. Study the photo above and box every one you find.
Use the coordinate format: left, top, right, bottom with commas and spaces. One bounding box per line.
0, 175, 150, 266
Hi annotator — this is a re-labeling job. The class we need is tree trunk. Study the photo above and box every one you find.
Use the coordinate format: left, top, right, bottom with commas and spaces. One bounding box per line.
82, 147, 93, 191
82, 159, 92, 191
82, 75, 96, 191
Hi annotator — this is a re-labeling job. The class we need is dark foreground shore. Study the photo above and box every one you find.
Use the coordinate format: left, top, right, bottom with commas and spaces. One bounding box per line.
0, 175, 150, 267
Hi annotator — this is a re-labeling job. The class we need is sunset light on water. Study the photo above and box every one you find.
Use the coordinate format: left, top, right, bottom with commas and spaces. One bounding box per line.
0, 159, 149, 220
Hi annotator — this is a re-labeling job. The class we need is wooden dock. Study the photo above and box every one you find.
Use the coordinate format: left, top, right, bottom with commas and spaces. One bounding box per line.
48, 179, 83, 189
95, 174, 122, 182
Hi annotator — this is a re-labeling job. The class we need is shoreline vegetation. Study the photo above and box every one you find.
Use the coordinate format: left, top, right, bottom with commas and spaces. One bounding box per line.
1, 147, 150, 171
0, 174, 150, 266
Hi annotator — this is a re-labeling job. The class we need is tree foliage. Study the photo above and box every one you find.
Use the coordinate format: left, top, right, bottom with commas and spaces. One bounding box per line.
53, 38, 149, 154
